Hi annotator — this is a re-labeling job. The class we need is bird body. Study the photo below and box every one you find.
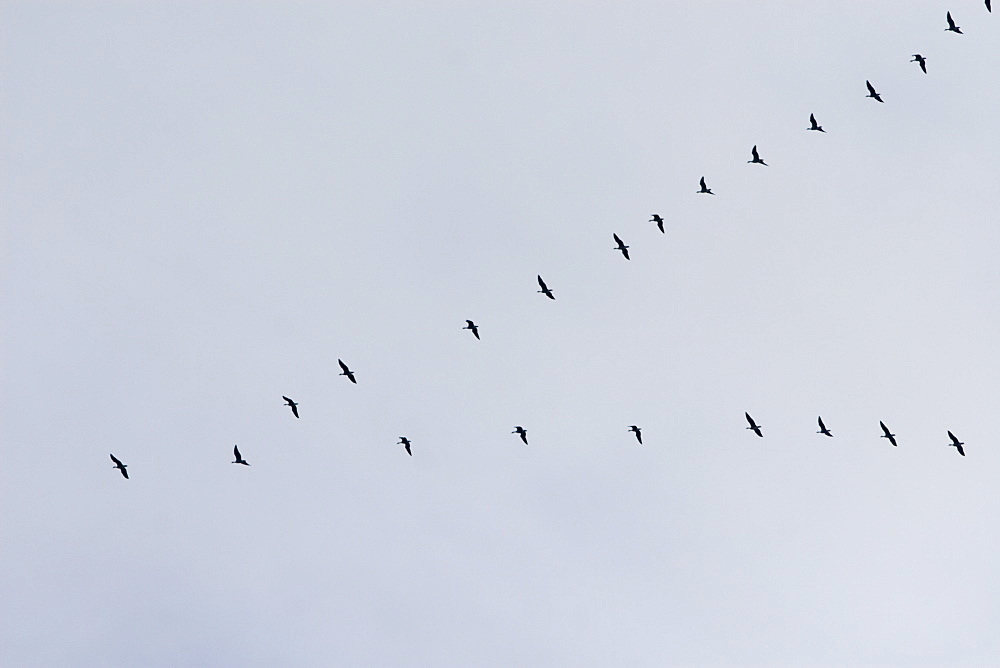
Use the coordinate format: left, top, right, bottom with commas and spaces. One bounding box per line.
232, 445, 250, 465
947, 431, 966, 457
512, 426, 528, 445
464, 319, 480, 340
866, 80, 884, 103
110, 453, 129, 479
946, 11, 963, 33
697, 176, 714, 195
745, 413, 763, 437
282, 395, 299, 418
911, 54, 927, 73
748, 145, 768, 166
613, 233, 630, 260
398, 437, 412, 456
650, 214, 665, 233
880, 421, 898, 446
338, 359, 357, 384
817, 416, 833, 437
628, 425, 642, 444
537, 275, 555, 300
808, 113, 825, 132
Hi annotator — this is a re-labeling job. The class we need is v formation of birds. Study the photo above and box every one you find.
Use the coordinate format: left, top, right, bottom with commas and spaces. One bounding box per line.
108, 8, 986, 479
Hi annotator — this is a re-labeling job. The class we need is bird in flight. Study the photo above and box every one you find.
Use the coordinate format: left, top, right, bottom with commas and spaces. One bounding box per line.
866, 80, 884, 103
911, 54, 927, 73
110, 453, 129, 479
945, 11, 963, 33
808, 113, 825, 132
512, 426, 528, 445
628, 425, 642, 444
748, 145, 768, 166
650, 214, 665, 233
338, 359, 357, 384
232, 445, 250, 466
745, 413, 763, 438
947, 431, 965, 457
398, 437, 412, 456
817, 416, 833, 437
537, 275, 555, 300
613, 233, 630, 260
697, 176, 714, 195
282, 395, 299, 418
464, 319, 480, 340
879, 421, 897, 446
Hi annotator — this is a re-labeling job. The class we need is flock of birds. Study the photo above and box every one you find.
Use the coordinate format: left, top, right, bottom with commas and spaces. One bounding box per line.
107, 6, 989, 479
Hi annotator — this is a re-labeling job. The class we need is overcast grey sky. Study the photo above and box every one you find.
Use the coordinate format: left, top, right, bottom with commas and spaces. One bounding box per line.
3, 2, 999, 666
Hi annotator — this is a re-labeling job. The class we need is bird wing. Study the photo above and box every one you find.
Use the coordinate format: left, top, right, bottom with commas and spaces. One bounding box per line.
818, 416, 826, 430
948, 431, 959, 445
234, 445, 241, 460
957, 444, 965, 456
537, 275, 547, 290
700, 176, 707, 189
810, 113, 816, 125
866, 80, 876, 95
282, 395, 293, 404
745, 412, 755, 427
291, 404, 299, 418
752, 145, 759, 160
888, 434, 897, 446
613, 233, 623, 246
880, 421, 890, 436
110, 453, 123, 467
338, 359, 349, 373
947, 11, 955, 28
121, 468, 129, 479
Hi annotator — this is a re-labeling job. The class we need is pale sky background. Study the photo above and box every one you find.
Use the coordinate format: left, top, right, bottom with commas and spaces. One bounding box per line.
3, 2, 1000, 666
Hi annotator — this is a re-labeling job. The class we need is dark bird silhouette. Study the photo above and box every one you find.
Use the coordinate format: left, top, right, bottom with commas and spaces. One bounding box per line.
987, 0, 992, 13
613, 233, 630, 260
879, 421, 898, 446
697, 176, 714, 195
745, 412, 763, 438
282, 395, 299, 418
866, 80, 884, 103
398, 437, 412, 456
628, 425, 642, 444
947, 431, 966, 457
817, 416, 833, 437
946, 11, 963, 33
537, 275, 555, 300
650, 214, 665, 233
748, 145, 768, 166
512, 426, 528, 445
110, 453, 129, 479
464, 319, 480, 340
338, 359, 357, 384
232, 445, 250, 466
911, 54, 927, 73
808, 113, 825, 132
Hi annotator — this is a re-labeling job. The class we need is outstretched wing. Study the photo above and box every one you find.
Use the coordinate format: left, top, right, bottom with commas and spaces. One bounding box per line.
752, 145, 759, 160
537, 275, 548, 291
948, 431, 959, 446
818, 416, 826, 430
700, 176, 707, 189
234, 445, 241, 460
866, 80, 876, 95
613, 233, 624, 246
291, 404, 299, 418
110, 453, 123, 467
